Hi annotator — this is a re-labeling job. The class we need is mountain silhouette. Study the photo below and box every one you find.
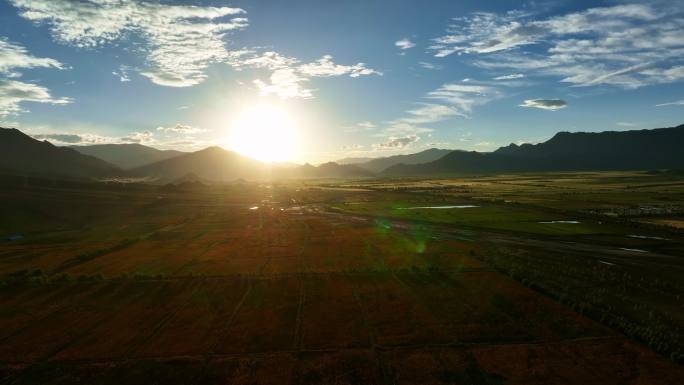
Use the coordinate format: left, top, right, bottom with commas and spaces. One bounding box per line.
0, 128, 120, 178
130, 146, 272, 182
384, 124, 684, 176
289, 162, 374, 178
347, 148, 452, 173
71, 143, 185, 169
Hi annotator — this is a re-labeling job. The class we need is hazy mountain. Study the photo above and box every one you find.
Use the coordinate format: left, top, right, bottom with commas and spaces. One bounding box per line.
71, 143, 185, 169
336, 156, 374, 165
290, 162, 374, 178
351, 148, 452, 173
0, 128, 120, 178
384, 124, 684, 176
131, 146, 273, 182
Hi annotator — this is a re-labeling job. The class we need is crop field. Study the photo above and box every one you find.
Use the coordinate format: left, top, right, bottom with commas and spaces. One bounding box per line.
0, 173, 683, 384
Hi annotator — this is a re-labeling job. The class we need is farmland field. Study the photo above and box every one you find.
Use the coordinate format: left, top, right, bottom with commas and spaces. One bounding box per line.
0, 172, 683, 384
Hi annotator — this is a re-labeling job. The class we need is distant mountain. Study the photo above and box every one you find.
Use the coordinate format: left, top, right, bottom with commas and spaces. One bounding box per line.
131, 146, 272, 182
336, 156, 374, 165
350, 148, 452, 173
0, 128, 120, 178
384, 124, 684, 176
71, 143, 185, 169
289, 162, 374, 178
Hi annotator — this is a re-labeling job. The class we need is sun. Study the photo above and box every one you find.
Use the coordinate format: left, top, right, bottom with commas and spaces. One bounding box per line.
228, 104, 300, 162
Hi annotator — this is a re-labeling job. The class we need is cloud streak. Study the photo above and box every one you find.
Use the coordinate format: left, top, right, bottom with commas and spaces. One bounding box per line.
395, 38, 415, 50
655, 99, 684, 107
374, 135, 419, 150
431, 4, 684, 89
520, 99, 567, 110
0, 39, 69, 117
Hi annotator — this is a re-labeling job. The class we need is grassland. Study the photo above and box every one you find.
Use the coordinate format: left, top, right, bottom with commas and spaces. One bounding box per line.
0, 172, 682, 384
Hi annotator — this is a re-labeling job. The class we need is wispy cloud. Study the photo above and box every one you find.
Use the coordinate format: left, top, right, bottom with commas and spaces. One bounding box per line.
418, 62, 442, 70
431, 4, 684, 89
395, 38, 416, 50
112, 65, 131, 82
374, 135, 419, 150
0, 79, 72, 117
10, 0, 247, 87
493, 73, 524, 80
156, 124, 208, 134
0, 39, 69, 117
251, 54, 380, 99
0, 38, 63, 74
655, 99, 684, 107
345, 121, 377, 133
380, 80, 504, 137
520, 99, 567, 110
30, 124, 211, 150
426, 83, 499, 117
10, 1, 380, 97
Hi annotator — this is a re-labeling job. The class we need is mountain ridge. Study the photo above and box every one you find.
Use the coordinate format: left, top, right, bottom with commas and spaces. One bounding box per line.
0, 128, 121, 178
71, 143, 185, 169
384, 124, 684, 176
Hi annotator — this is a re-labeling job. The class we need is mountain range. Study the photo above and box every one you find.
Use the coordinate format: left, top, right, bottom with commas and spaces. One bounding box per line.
0, 128, 120, 178
2, 124, 683, 181
71, 143, 185, 169
343, 148, 453, 173
384, 124, 684, 176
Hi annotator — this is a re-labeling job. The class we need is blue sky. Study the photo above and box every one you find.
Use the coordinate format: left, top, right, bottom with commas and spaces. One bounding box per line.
1, 0, 683, 163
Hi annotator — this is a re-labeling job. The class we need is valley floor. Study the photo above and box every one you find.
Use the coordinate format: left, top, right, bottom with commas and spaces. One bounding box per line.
0, 172, 682, 384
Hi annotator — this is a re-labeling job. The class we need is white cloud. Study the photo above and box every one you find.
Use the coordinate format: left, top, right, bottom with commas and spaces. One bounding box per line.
0, 78, 72, 117
344, 121, 377, 133
25, 123, 214, 151
520, 99, 567, 110
357, 121, 376, 130
341, 144, 364, 151
253, 68, 312, 99
0, 38, 63, 74
112, 65, 131, 82
298, 55, 381, 78
156, 124, 208, 134
236, 51, 298, 70
655, 99, 684, 107
379, 81, 503, 137
251, 54, 380, 99
10, 0, 247, 87
616, 121, 637, 127
418, 62, 442, 70
494, 73, 524, 80
10, 1, 380, 96
0, 39, 69, 117
31, 132, 116, 145
402, 103, 461, 124
121, 131, 154, 144
374, 135, 419, 150
383, 121, 433, 136
395, 38, 415, 50
426, 83, 499, 117
431, 4, 684, 89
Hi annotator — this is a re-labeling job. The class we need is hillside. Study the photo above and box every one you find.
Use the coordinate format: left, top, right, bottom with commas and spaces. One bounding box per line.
384, 124, 684, 176
0, 128, 120, 178
354, 148, 452, 173
290, 162, 374, 178
71, 143, 184, 169
130, 146, 273, 182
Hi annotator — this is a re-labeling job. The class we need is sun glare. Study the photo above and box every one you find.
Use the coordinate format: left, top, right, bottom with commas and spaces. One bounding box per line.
228, 104, 300, 162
